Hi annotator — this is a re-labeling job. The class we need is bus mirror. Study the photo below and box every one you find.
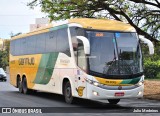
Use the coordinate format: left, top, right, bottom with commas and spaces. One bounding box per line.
76, 36, 90, 55
139, 35, 154, 55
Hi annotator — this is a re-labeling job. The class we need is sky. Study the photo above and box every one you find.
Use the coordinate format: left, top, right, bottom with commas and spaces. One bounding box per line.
0, 0, 46, 39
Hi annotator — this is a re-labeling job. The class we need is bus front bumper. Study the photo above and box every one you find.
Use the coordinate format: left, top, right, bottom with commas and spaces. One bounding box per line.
86, 83, 144, 100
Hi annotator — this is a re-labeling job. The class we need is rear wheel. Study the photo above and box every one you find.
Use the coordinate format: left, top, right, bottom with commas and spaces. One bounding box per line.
108, 99, 120, 104
22, 77, 32, 94
18, 78, 23, 93
64, 81, 74, 104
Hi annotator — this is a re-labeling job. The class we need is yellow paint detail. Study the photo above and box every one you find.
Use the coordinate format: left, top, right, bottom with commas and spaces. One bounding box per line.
12, 18, 136, 41
76, 86, 85, 96
9, 54, 42, 89
69, 18, 136, 32
95, 77, 131, 86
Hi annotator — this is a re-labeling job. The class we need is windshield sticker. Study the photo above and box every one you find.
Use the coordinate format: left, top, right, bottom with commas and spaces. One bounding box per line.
115, 33, 120, 38
112, 39, 116, 43
96, 32, 104, 37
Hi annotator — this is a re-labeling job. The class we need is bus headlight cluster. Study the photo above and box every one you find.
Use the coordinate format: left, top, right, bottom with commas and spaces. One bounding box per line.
85, 78, 93, 84
85, 78, 100, 87
93, 82, 99, 86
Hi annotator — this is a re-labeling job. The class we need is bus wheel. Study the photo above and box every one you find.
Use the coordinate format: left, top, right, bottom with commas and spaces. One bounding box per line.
18, 78, 23, 93
108, 99, 120, 104
22, 77, 30, 94
64, 81, 74, 104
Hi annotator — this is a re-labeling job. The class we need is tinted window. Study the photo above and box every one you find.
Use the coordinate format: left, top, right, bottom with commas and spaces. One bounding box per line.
35, 33, 46, 54
87, 31, 115, 74
11, 27, 70, 56
21, 38, 27, 55
14, 39, 21, 55
46, 31, 57, 53
57, 28, 70, 56
10, 40, 15, 55
77, 40, 87, 71
27, 36, 36, 54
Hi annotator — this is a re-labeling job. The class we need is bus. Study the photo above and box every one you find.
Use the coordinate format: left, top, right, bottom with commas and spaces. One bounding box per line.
10, 18, 154, 104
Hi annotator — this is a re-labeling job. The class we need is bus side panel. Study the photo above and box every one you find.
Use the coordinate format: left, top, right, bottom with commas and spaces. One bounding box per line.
9, 54, 42, 89
24, 54, 42, 89
31, 53, 77, 95
9, 54, 17, 87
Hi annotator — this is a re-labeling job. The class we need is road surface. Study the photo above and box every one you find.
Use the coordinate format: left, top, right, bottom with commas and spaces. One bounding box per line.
0, 74, 159, 116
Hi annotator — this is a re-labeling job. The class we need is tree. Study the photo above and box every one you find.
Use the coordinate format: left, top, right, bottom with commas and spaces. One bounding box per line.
0, 40, 10, 70
28, 0, 160, 42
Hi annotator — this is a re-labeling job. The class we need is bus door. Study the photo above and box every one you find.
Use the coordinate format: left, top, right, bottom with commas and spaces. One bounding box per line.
75, 39, 87, 98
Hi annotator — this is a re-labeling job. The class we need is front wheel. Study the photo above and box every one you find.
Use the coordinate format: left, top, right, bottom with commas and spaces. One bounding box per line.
108, 99, 120, 104
64, 81, 74, 104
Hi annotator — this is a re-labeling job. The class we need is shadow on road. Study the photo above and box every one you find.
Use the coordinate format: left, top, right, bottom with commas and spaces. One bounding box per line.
11, 90, 132, 110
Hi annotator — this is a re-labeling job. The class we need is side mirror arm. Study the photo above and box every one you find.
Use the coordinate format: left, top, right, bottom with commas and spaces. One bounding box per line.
139, 35, 154, 55
76, 36, 90, 55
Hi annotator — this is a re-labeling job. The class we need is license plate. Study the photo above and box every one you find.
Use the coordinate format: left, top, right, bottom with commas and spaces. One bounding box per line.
115, 92, 124, 96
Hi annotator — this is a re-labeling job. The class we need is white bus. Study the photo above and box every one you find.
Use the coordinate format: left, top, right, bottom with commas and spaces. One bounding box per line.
10, 18, 154, 104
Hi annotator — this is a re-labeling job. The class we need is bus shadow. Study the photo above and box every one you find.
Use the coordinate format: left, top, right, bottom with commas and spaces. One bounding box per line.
19, 91, 131, 110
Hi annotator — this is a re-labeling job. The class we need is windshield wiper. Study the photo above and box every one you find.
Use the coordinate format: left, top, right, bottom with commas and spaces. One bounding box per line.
106, 49, 117, 66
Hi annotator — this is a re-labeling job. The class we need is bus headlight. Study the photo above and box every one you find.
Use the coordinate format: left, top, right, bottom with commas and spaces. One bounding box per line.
93, 82, 99, 86
85, 78, 93, 84
85, 78, 100, 86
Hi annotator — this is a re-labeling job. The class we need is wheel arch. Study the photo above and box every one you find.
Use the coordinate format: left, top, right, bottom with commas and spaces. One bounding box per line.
62, 77, 73, 95
22, 74, 26, 81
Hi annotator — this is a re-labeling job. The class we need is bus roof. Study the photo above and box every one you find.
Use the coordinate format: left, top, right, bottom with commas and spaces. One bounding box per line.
12, 18, 136, 40
69, 18, 136, 32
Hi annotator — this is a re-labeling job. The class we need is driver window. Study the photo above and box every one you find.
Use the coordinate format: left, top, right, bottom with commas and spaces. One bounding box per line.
77, 40, 87, 71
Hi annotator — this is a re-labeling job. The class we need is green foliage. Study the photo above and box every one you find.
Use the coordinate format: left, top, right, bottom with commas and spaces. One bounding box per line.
142, 43, 160, 79
0, 40, 10, 70
28, 0, 160, 41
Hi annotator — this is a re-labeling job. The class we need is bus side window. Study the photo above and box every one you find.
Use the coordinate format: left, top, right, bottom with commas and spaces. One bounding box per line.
21, 38, 27, 55
46, 31, 57, 53
35, 33, 46, 54
27, 36, 36, 54
70, 27, 78, 63
77, 40, 87, 71
56, 28, 71, 56
14, 39, 21, 55
10, 40, 15, 55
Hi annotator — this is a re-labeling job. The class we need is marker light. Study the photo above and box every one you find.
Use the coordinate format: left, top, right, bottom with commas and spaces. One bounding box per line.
93, 82, 99, 86
136, 81, 144, 86
138, 91, 142, 96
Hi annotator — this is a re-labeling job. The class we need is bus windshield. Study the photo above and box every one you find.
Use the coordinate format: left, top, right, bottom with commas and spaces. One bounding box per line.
86, 31, 143, 79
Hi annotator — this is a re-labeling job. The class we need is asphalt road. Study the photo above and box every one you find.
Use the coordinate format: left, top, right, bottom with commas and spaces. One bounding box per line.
0, 74, 160, 116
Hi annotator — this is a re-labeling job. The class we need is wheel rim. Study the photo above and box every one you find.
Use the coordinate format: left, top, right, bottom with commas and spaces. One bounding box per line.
66, 87, 71, 98
18, 80, 22, 92
23, 78, 28, 93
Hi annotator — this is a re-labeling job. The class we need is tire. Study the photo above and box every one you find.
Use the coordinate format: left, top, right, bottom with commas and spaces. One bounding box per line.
18, 78, 23, 93
108, 99, 120, 104
22, 77, 32, 94
64, 81, 74, 104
